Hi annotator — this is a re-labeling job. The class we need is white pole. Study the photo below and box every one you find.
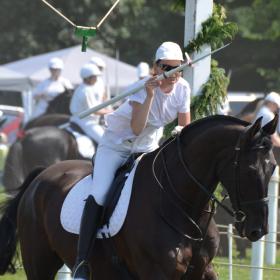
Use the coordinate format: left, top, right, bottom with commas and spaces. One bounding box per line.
184, 0, 213, 96
265, 166, 279, 265
59, 45, 227, 130
251, 237, 265, 280
57, 264, 72, 280
22, 90, 33, 123
115, 48, 120, 96
228, 224, 233, 280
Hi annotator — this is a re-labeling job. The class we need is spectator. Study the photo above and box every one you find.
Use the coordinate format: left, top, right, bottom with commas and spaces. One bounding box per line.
32, 57, 73, 118
255, 91, 280, 147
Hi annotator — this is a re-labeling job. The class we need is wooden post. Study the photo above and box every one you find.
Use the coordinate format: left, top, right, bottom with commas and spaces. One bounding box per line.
184, 0, 213, 96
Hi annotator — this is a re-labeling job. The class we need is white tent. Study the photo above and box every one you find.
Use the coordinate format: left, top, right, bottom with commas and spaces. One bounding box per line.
0, 66, 32, 92
4, 45, 138, 95
0, 67, 33, 121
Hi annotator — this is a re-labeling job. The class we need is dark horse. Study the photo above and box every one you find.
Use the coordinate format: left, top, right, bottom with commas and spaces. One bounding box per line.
2, 125, 83, 193
0, 115, 277, 280
16, 88, 73, 134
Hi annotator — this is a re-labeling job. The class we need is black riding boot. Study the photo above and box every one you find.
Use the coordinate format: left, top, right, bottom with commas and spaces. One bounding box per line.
72, 195, 103, 280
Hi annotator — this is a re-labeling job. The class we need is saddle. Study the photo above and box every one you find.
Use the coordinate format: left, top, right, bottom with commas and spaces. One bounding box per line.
101, 153, 143, 226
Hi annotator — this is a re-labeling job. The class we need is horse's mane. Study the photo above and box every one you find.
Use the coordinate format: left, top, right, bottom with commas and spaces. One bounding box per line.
180, 115, 250, 137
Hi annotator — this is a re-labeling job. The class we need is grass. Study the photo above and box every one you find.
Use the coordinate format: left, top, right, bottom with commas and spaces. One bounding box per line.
0, 189, 279, 279
214, 248, 280, 280
0, 246, 279, 280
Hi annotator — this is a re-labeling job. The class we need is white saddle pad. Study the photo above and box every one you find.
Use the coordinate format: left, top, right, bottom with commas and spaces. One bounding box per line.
60, 156, 143, 239
66, 128, 95, 159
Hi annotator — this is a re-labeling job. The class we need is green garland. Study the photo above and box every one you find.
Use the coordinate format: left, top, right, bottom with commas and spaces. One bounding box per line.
164, 3, 237, 138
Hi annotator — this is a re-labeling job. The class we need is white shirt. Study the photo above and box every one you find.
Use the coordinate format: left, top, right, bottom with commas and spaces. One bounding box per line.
255, 106, 275, 127
104, 77, 191, 151
70, 83, 102, 124
32, 76, 73, 117
95, 77, 106, 102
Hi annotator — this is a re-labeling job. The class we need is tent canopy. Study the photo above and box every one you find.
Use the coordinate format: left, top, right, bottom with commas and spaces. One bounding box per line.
0, 66, 32, 92
4, 45, 138, 95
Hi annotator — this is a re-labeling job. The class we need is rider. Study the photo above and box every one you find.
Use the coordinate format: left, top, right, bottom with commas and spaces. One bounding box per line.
255, 91, 280, 147
72, 41, 192, 279
32, 57, 73, 119
70, 63, 111, 144
90, 56, 107, 102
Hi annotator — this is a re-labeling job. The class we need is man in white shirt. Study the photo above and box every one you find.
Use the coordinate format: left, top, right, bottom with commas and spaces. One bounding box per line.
70, 63, 111, 144
32, 57, 73, 119
90, 56, 107, 102
255, 91, 280, 147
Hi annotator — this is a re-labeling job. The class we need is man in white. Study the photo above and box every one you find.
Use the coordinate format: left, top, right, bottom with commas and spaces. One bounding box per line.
70, 63, 111, 144
32, 57, 73, 118
90, 56, 107, 102
255, 91, 280, 147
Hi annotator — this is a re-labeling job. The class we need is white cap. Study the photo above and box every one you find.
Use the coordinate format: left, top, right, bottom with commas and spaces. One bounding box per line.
155, 41, 183, 61
48, 57, 64, 69
90, 56, 106, 69
265, 91, 280, 107
80, 63, 101, 79
137, 62, 150, 79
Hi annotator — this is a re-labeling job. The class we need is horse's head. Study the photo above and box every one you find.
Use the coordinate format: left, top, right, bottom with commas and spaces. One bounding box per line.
218, 115, 278, 241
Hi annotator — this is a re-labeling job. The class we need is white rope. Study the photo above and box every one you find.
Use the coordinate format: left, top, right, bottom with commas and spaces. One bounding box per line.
41, 0, 76, 27
97, 0, 120, 28
41, 0, 120, 30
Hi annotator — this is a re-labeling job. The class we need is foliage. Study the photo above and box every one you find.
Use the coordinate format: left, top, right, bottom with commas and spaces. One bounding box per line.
191, 60, 230, 120
185, 4, 238, 53
164, 3, 236, 138
232, 0, 280, 41
228, 0, 280, 91
184, 4, 236, 120
257, 68, 280, 92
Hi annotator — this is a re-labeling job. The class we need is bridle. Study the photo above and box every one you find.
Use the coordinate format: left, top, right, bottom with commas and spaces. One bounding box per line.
152, 124, 270, 241
230, 129, 269, 223
176, 125, 269, 223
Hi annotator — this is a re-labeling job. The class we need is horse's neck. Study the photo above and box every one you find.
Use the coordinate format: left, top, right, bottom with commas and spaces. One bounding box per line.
164, 124, 239, 219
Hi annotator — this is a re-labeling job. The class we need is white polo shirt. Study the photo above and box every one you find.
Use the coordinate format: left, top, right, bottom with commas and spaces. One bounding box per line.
70, 83, 101, 124
32, 77, 73, 117
256, 106, 275, 127
104, 77, 191, 151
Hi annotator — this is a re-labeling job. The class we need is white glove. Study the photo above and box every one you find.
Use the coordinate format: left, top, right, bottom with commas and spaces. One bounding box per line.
171, 125, 184, 136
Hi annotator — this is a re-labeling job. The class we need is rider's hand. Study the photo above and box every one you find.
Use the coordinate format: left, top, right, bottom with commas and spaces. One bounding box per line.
145, 76, 161, 99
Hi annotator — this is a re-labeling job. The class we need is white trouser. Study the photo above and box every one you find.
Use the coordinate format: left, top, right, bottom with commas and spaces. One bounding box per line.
90, 142, 131, 206
71, 116, 104, 144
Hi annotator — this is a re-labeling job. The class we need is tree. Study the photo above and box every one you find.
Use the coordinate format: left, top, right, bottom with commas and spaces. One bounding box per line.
0, 0, 185, 65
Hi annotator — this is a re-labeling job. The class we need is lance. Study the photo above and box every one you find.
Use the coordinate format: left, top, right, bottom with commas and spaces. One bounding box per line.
60, 43, 230, 129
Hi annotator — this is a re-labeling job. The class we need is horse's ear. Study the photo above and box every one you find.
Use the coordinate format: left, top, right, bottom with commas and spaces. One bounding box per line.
241, 117, 262, 146
262, 114, 278, 135
246, 117, 262, 138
